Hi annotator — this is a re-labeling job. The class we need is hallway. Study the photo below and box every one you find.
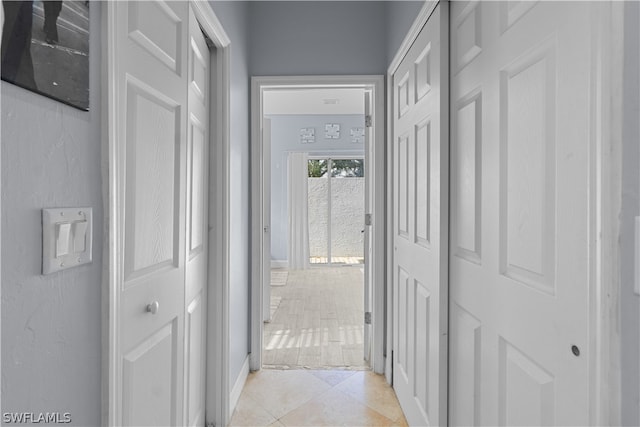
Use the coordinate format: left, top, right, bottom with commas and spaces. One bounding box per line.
264, 267, 368, 369
229, 369, 407, 426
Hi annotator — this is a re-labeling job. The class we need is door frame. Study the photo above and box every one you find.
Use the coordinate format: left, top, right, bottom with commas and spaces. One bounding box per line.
101, 2, 233, 426
386, 0, 624, 423
250, 75, 386, 373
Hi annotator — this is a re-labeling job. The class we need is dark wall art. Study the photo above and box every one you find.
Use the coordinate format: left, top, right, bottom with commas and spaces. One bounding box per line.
1, 0, 89, 110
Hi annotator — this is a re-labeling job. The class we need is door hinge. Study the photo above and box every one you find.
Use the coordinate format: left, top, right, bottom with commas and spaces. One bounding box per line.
364, 311, 372, 325
365, 115, 372, 128
365, 213, 372, 226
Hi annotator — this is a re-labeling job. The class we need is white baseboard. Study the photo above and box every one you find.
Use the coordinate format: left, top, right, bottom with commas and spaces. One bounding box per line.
229, 355, 250, 416
271, 260, 289, 269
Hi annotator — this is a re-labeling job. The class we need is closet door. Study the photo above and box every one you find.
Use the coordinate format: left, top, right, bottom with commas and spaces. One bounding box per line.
449, 2, 595, 425
391, 4, 448, 426
115, 1, 189, 425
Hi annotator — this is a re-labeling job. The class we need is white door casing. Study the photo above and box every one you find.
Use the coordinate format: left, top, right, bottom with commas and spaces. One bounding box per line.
448, 2, 619, 425
391, 3, 449, 426
364, 91, 373, 362
250, 76, 385, 372
184, 7, 210, 426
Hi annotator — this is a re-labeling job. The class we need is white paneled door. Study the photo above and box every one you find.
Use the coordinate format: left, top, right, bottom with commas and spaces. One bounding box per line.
113, 2, 209, 425
392, 4, 448, 426
449, 1, 595, 425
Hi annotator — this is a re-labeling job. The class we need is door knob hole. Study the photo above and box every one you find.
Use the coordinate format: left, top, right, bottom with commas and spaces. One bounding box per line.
571, 345, 580, 357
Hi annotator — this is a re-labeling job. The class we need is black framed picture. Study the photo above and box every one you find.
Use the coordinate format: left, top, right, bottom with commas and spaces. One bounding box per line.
1, 0, 89, 111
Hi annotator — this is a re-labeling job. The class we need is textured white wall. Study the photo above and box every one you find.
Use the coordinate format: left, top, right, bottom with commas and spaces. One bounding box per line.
308, 177, 364, 258
1, 6, 102, 426
308, 178, 329, 258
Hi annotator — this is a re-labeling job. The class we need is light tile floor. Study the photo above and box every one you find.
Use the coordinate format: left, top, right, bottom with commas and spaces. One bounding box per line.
229, 369, 408, 426
264, 267, 368, 369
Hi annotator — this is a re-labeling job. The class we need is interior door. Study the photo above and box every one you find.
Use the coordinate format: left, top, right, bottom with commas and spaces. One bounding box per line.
392, 4, 448, 426
263, 118, 272, 321
114, 2, 189, 425
184, 7, 210, 426
363, 92, 372, 362
449, 2, 594, 425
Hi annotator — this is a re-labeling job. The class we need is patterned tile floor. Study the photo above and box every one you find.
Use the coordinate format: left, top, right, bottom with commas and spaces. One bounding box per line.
264, 267, 367, 369
229, 369, 407, 426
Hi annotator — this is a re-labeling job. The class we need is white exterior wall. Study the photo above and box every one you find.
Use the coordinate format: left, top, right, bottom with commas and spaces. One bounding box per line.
308, 177, 364, 258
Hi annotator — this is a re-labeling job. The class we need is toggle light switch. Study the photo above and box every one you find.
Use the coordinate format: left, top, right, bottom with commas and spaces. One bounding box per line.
55, 223, 71, 257
73, 221, 88, 252
42, 208, 93, 274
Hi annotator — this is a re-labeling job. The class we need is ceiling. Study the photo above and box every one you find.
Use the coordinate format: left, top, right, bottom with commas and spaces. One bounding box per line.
263, 88, 365, 115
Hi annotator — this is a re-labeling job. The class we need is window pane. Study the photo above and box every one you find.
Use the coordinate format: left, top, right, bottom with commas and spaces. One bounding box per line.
330, 159, 364, 178
308, 159, 328, 178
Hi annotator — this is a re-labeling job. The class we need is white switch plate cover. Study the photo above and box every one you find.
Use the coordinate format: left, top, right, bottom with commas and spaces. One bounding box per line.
42, 207, 93, 274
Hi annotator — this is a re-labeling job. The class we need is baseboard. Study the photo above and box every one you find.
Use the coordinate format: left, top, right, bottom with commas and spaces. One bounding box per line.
271, 260, 289, 269
229, 355, 250, 416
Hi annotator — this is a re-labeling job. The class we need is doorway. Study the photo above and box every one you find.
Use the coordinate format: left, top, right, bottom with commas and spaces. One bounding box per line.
262, 90, 367, 369
251, 76, 385, 374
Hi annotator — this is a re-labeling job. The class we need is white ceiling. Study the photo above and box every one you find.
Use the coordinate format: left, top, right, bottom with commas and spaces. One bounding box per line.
263, 88, 365, 115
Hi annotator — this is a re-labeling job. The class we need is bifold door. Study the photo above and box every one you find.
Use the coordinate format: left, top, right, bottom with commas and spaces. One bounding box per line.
449, 1, 596, 425
111, 2, 210, 425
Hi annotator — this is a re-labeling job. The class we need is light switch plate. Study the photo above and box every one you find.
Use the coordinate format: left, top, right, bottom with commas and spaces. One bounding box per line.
42, 207, 93, 274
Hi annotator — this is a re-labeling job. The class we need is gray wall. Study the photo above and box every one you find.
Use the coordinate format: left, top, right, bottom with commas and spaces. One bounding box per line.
249, 1, 389, 75
209, 1, 253, 388
386, 1, 425, 64
267, 114, 364, 262
621, 1, 640, 425
1, 6, 102, 427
